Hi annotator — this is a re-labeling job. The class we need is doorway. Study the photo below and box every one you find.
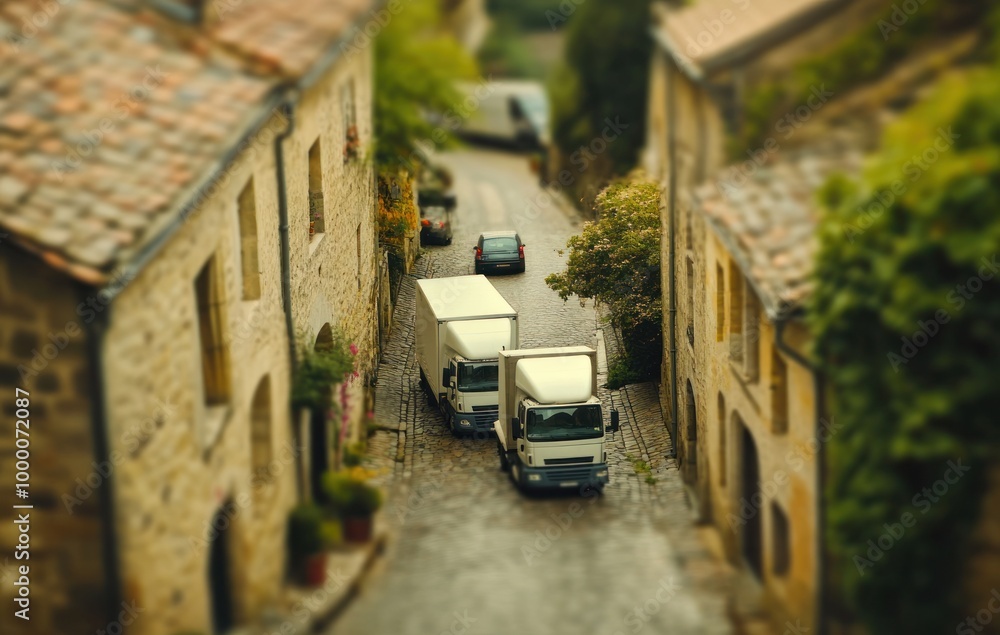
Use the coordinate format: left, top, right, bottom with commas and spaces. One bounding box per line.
740, 424, 763, 579
208, 502, 236, 634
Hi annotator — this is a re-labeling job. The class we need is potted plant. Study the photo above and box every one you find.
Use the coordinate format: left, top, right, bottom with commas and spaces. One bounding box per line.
322, 469, 383, 542
320, 517, 343, 550
288, 503, 326, 586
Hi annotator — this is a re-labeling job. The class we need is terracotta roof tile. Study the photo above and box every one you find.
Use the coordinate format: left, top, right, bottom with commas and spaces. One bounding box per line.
689, 133, 864, 319
0, 0, 371, 283
210, 0, 374, 78
652, 0, 841, 75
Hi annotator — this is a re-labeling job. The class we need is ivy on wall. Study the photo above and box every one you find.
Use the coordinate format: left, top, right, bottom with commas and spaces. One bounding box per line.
808, 65, 1000, 634
377, 171, 417, 247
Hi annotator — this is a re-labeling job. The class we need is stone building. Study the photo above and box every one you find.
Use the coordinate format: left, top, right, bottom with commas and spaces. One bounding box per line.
0, 1, 378, 634
645, 0, 997, 632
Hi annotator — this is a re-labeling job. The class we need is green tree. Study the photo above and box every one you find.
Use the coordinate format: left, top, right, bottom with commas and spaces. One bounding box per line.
809, 65, 1000, 634
546, 177, 662, 385
374, 0, 477, 172
549, 0, 653, 177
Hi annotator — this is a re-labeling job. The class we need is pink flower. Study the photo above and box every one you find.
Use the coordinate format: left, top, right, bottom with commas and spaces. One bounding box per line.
349, 343, 359, 356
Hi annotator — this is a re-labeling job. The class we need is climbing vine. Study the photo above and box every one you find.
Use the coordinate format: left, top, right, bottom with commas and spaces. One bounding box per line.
377, 170, 417, 247
808, 65, 1000, 634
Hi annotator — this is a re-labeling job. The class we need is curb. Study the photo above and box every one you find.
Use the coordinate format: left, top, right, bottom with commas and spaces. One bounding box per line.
310, 530, 388, 633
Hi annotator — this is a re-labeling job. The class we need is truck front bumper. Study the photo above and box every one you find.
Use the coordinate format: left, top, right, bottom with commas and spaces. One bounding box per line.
451, 411, 496, 439
518, 463, 609, 491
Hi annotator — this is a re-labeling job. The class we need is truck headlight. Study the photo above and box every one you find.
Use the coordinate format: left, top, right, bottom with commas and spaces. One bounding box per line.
596, 470, 608, 478
528, 474, 542, 481
459, 419, 472, 427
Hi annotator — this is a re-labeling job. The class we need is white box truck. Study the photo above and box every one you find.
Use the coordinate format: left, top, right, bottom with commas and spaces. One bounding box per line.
494, 347, 619, 492
415, 275, 519, 439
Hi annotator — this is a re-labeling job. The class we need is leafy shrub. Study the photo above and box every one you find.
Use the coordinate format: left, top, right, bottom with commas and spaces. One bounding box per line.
322, 471, 384, 517
291, 329, 355, 412
606, 358, 642, 390
320, 518, 343, 550
343, 442, 366, 468
547, 177, 662, 381
288, 503, 324, 561
809, 65, 1000, 634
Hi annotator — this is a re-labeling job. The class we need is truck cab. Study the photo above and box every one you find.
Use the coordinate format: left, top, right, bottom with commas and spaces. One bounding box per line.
439, 321, 508, 437
495, 348, 619, 492
414, 276, 518, 439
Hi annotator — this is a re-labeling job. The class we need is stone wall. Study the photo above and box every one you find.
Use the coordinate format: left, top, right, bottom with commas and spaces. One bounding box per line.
0, 248, 108, 635
285, 44, 378, 453
100, 106, 296, 635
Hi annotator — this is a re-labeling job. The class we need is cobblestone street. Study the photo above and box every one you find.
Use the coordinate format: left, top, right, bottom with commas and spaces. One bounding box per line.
330, 148, 734, 635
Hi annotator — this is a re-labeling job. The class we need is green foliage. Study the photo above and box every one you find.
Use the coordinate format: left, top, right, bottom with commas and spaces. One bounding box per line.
737, 0, 988, 157
549, 0, 652, 176
809, 66, 1000, 634
606, 357, 642, 390
322, 471, 384, 517
288, 503, 325, 561
320, 518, 343, 550
343, 441, 366, 468
291, 330, 355, 412
485, 0, 566, 31
547, 177, 662, 380
374, 0, 477, 172
477, 17, 544, 79
378, 171, 418, 246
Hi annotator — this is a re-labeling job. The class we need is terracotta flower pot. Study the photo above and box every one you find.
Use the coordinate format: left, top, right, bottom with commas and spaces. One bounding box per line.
343, 515, 373, 542
302, 552, 327, 587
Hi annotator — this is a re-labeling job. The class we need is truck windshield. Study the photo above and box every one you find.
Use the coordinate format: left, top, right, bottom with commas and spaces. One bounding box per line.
457, 362, 498, 393
526, 405, 603, 442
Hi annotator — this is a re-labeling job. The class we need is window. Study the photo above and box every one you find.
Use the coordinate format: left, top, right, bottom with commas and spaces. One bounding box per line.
356, 223, 362, 290
195, 254, 230, 405
308, 139, 325, 238
718, 393, 726, 486
744, 286, 760, 381
342, 81, 357, 163
771, 502, 791, 576
716, 263, 725, 341
686, 257, 695, 347
250, 376, 272, 480
771, 346, 788, 434
238, 179, 260, 300
685, 208, 693, 249
729, 260, 744, 362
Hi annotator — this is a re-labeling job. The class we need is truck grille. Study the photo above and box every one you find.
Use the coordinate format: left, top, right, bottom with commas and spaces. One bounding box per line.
544, 457, 593, 466
545, 466, 595, 481
470, 406, 497, 428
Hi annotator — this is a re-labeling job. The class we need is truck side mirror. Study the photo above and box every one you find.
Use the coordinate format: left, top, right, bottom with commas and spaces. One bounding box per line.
512, 417, 522, 440
607, 409, 620, 433
442, 368, 451, 385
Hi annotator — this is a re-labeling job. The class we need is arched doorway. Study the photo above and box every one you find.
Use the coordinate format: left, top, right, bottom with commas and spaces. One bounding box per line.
208, 502, 236, 634
684, 380, 698, 485
310, 325, 333, 501
739, 421, 763, 579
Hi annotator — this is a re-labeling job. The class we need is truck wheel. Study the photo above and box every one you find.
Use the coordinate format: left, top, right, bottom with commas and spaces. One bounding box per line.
497, 442, 510, 471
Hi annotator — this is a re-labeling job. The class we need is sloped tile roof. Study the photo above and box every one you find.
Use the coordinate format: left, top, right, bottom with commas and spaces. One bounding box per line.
652, 0, 843, 76
689, 134, 863, 319
210, 0, 374, 77
0, 0, 373, 284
